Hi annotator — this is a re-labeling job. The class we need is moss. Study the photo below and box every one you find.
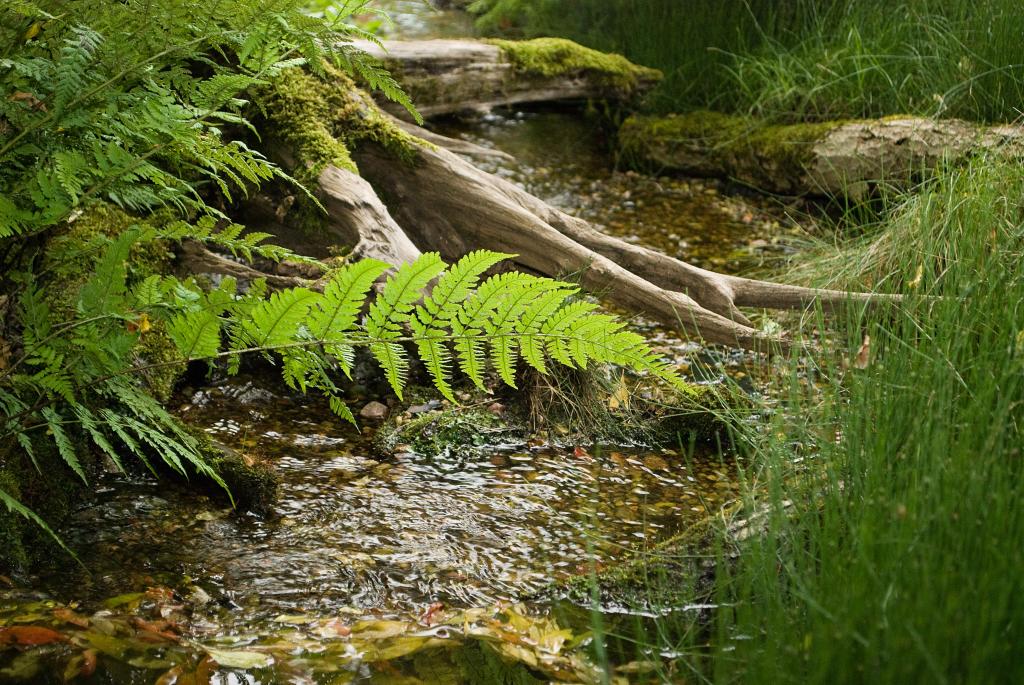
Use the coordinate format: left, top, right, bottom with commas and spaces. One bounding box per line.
134, 323, 185, 404
253, 64, 431, 235
619, 110, 844, 190
41, 203, 174, 318
0, 468, 29, 572
374, 408, 525, 458
0, 441, 86, 574
487, 37, 662, 96
255, 65, 429, 185
189, 429, 279, 515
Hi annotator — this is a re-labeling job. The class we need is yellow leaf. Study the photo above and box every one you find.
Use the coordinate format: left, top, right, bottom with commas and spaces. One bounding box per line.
853, 335, 871, 370
908, 264, 924, 290
608, 372, 630, 410
24, 22, 42, 41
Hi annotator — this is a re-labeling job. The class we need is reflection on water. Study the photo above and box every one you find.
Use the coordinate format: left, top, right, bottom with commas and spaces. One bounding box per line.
41, 378, 736, 623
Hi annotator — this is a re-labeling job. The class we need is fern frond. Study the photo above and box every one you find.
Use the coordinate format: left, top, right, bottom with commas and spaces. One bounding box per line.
240, 287, 317, 349
0, 486, 80, 563
167, 309, 222, 360
365, 253, 446, 398
42, 406, 86, 482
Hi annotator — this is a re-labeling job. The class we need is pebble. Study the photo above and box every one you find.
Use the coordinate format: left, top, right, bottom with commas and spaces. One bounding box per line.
359, 401, 388, 420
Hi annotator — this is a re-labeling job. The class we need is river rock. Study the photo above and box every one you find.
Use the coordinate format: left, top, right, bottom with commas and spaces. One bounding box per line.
359, 401, 389, 420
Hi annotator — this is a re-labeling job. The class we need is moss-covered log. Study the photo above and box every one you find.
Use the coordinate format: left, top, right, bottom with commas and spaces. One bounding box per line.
355, 37, 662, 119
619, 111, 1024, 197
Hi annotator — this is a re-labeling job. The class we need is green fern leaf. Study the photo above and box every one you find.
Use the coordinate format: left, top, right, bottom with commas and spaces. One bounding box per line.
167, 310, 222, 360
328, 395, 357, 427
242, 287, 318, 348
365, 253, 446, 398
42, 406, 86, 482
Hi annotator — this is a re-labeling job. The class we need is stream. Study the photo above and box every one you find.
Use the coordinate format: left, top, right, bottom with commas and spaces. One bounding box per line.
0, 4, 794, 683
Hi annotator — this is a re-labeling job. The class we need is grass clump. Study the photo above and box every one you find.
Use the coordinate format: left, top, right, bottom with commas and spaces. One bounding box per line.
580, 156, 1024, 682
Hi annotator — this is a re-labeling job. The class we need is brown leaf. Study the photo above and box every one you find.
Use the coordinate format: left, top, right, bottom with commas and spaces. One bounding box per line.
53, 607, 90, 628
0, 625, 68, 646
9, 91, 46, 111
420, 602, 445, 626
321, 619, 351, 637
80, 649, 98, 677
853, 335, 871, 370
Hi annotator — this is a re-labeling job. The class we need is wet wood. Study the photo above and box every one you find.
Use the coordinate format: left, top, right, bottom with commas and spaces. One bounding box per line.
354, 39, 659, 119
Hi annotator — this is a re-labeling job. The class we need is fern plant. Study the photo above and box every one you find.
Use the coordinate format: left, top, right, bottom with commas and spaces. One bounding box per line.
0, 0, 686, 560
0, 0, 414, 239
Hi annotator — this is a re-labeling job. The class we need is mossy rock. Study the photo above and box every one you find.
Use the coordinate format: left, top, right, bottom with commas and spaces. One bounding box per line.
487, 37, 663, 97
618, 110, 843, 193
188, 429, 279, 515
644, 382, 742, 449
374, 407, 526, 458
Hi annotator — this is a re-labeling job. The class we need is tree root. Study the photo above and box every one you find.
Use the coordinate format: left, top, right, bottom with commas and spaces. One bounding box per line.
243, 67, 894, 352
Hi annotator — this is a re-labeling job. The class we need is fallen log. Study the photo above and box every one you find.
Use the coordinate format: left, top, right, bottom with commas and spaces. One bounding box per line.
619, 111, 1024, 197
355, 37, 661, 119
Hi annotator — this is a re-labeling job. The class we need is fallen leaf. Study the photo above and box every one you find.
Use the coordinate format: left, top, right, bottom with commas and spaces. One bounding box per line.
322, 619, 351, 637
53, 607, 90, 628
853, 335, 871, 370
0, 626, 68, 646
204, 647, 274, 669
573, 446, 591, 459
420, 602, 445, 626
272, 614, 316, 625
62, 649, 98, 680
608, 373, 630, 410
8, 91, 45, 111
349, 619, 412, 640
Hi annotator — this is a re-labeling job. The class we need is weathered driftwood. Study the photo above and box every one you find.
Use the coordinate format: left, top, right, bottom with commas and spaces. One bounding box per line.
619, 111, 1024, 197
356, 37, 661, 119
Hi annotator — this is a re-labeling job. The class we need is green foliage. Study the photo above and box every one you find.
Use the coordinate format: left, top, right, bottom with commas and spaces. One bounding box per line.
470, 0, 1024, 123
588, 157, 1024, 682
168, 250, 686, 411
0, 0, 418, 554
0, 0, 416, 239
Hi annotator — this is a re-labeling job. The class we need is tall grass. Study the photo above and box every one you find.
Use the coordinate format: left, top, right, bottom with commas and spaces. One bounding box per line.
601, 157, 1024, 682
470, 0, 1024, 123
